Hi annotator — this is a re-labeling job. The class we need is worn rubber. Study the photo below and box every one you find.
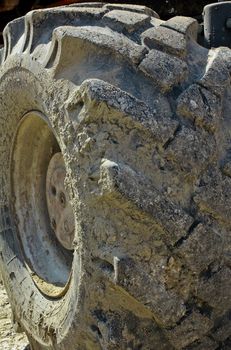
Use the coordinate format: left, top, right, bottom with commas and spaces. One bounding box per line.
0, 3, 230, 350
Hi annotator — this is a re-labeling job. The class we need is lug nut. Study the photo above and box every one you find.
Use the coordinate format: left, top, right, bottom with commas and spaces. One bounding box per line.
51, 218, 56, 231
59, 192, 66, 207
46, 152, 75, 250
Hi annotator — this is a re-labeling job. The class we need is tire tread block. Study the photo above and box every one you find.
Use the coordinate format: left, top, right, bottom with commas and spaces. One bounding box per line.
176, 223, 223, 273
184, 336, 218, 350
103, 10, 150, 33
177, 83, 221, 133
100, 159, 194, 245
212, 311, 231, 343
114, 257, 186, 326
47, 25, 147, 69
165, 126, 216, 174
104, 4, 159, 17
142, 26, 187, 58
199, 48, 230, 97
76, 79, 178, 145
194, 169, 231, 224
139, 49, 188, 92
161, 16, 198, 40
165, 311, 213, 349
197, 267, 231, 311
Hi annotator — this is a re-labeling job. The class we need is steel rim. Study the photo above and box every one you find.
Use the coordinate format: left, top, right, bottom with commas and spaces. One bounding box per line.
10, 111, 74, 298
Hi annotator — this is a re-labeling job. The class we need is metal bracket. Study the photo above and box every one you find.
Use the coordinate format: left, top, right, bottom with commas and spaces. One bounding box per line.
203, 1, 231, 48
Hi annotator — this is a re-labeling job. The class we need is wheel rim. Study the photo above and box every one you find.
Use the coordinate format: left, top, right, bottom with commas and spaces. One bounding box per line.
11, 111, 74, 298
46, 152, 75, 250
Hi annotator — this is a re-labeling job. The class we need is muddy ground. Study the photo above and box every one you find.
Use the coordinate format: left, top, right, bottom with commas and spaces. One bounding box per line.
0, 280, 29, 350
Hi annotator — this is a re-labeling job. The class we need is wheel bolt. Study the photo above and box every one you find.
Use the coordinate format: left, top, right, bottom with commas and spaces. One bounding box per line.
51, 218, 56, 231
46, 152, 75, 250
59, 192, 66, 207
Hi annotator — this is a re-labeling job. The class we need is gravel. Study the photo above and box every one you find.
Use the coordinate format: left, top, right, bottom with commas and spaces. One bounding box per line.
0, 281, 29, 350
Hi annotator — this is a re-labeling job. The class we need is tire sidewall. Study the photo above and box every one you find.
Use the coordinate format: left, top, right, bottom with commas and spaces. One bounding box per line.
0, 65, 84, 347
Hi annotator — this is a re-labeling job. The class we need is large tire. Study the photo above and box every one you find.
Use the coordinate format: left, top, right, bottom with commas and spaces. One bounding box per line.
0, 3, 230, 350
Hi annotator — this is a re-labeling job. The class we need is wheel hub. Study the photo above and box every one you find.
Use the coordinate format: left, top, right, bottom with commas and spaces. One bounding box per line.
46, 152, 74, 250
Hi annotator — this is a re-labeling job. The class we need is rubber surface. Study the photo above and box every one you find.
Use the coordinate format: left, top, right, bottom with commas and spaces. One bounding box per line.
0, 3, 230, 349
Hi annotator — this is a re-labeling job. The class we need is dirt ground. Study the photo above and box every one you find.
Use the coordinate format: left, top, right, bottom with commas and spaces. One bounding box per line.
0, 280, 29, 350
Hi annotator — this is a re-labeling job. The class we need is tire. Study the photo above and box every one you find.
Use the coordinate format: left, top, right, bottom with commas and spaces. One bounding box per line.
0, 3, 230, 350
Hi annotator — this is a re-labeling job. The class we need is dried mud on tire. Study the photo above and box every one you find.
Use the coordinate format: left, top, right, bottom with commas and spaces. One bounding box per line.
0, 2, 231, 350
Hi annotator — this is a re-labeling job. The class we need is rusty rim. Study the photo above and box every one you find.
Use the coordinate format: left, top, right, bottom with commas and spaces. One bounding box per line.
10, 111, 74, 298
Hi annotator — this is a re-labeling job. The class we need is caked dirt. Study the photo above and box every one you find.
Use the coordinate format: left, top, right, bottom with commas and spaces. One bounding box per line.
0, 280, 29, 350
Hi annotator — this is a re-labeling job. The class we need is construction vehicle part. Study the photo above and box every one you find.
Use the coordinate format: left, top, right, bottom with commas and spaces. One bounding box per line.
0, 2, 230, 349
